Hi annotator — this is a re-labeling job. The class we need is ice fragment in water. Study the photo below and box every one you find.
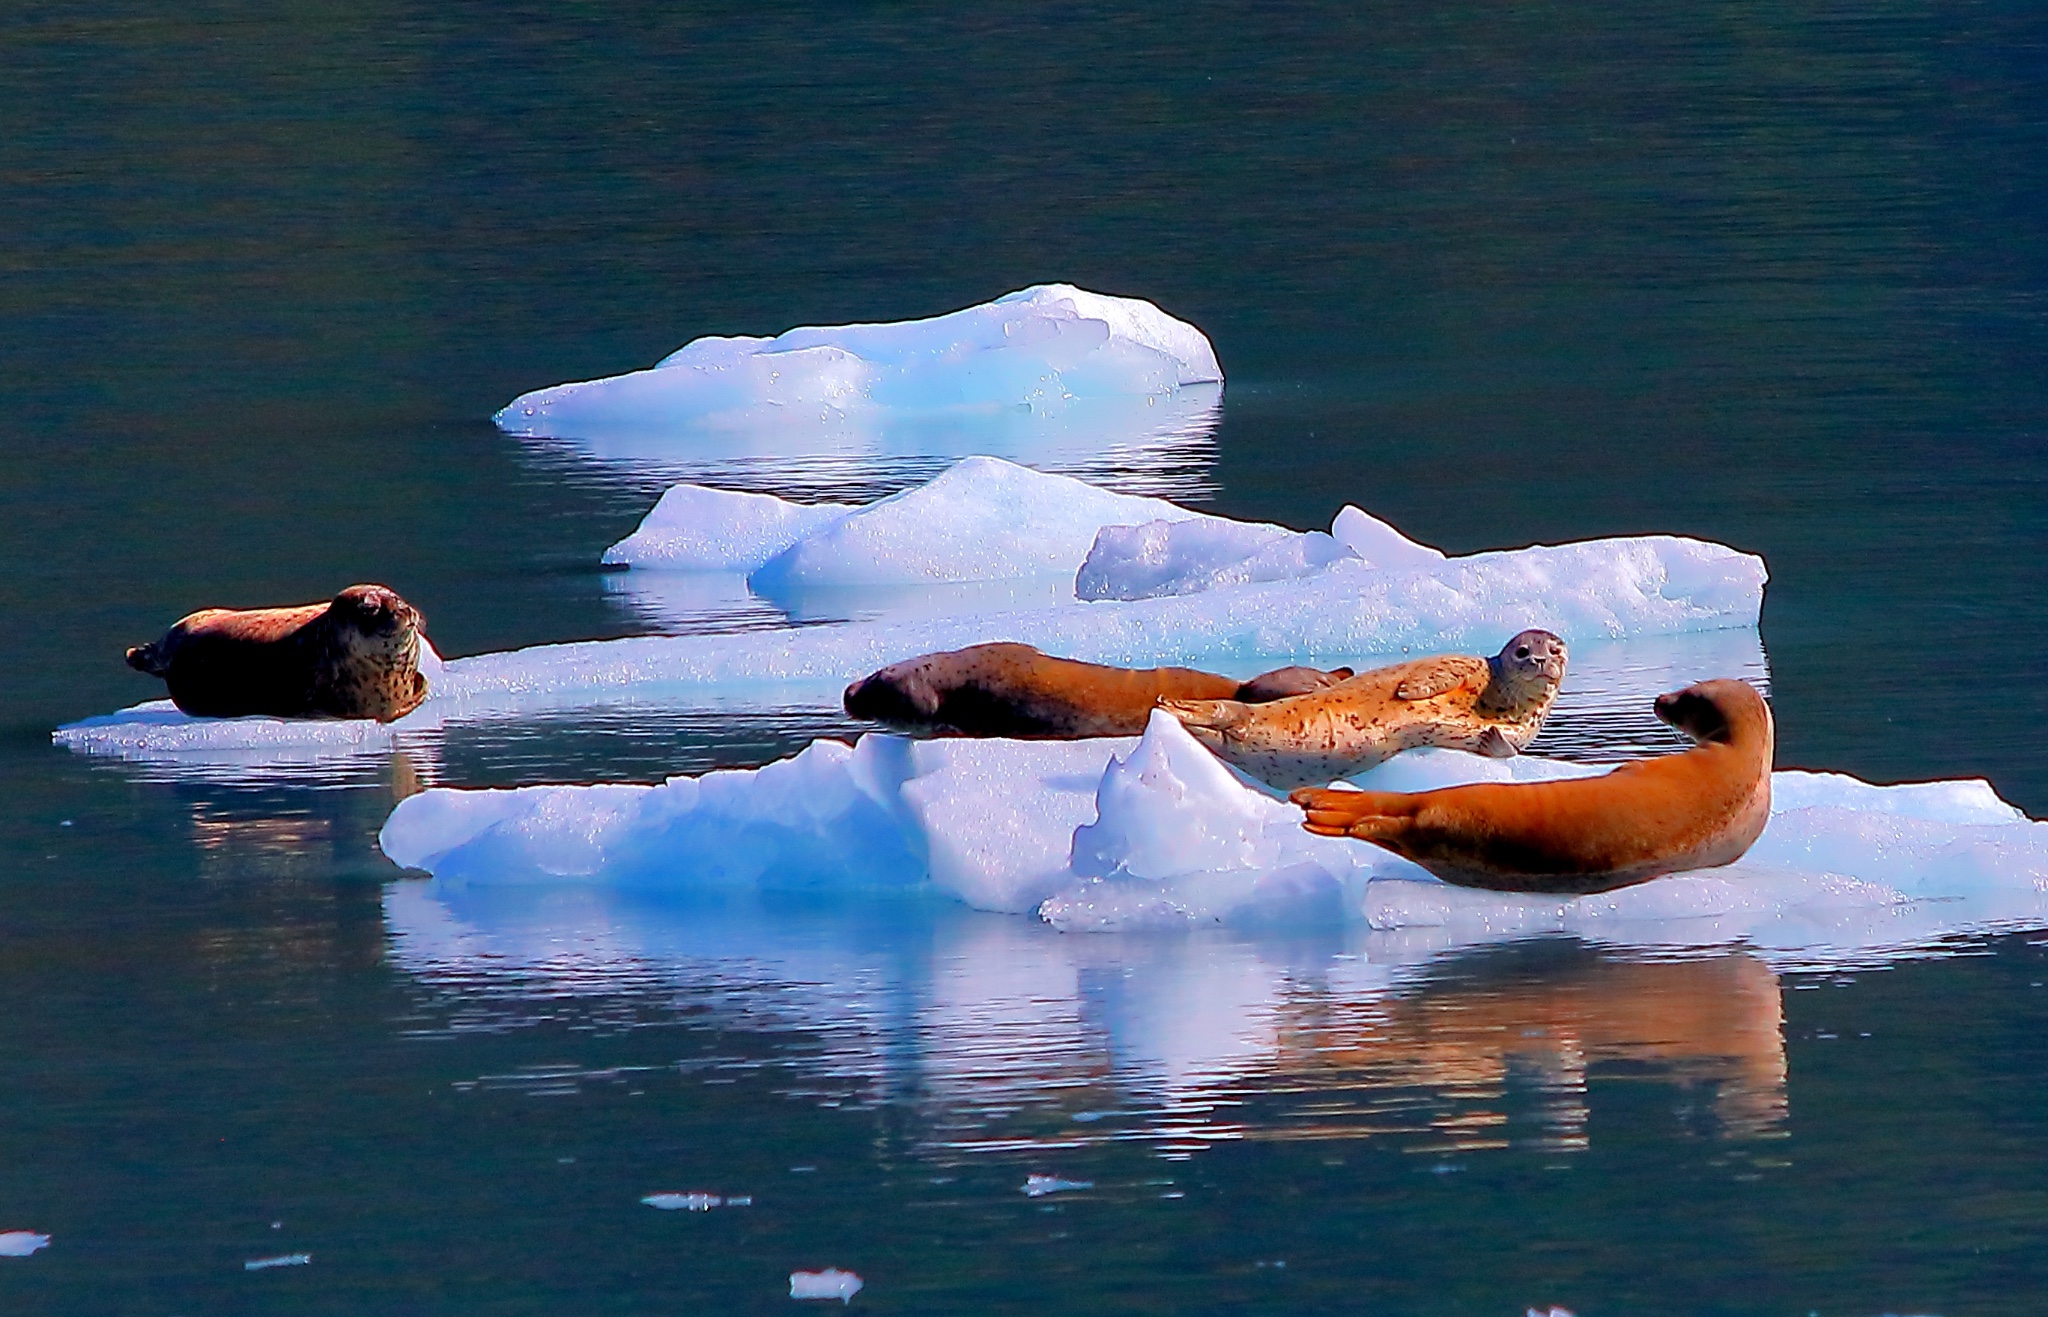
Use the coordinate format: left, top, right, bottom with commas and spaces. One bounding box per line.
790, 1268, 864, 1302
244, 1253, 312, 1271
496, 284, 1221, 442
0, 1232, 49, 1257
1023, 1174, 1094, 1196
642, 1192, 722, 1211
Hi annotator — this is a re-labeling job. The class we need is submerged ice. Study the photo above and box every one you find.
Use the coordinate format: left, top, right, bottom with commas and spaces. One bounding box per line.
496, 284, 1222, 442
380, 711, 2048, 963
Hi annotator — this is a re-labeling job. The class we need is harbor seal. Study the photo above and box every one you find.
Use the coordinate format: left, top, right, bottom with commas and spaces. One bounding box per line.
842, 642, 1354, 739
126, 584, 430, 722
1290, 678, 1774, 894
1160, 629, 1567, 788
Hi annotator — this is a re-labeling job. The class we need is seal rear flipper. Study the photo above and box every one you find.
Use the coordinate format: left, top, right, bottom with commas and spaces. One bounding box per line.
1234, 665, 1354, 702
1157, 697, 1252, 746
126, 643, 169, 677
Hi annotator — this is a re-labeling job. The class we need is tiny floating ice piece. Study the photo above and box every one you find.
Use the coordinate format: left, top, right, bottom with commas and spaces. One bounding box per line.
0, 1231, 50, 1257
244, 1253, 312, 1271
790, 1267, 864, 1302
1023, 1174, 1094, 1196
642, 1192, 723, 1211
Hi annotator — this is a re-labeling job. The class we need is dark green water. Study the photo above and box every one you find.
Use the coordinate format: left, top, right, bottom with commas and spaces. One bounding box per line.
4, 3, 2047, 1312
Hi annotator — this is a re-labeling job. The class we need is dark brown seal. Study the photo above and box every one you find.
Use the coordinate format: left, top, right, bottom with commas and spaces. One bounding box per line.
842, 642, 1353, 739
1290, 678, 1773, 894
126, 584, 430, 722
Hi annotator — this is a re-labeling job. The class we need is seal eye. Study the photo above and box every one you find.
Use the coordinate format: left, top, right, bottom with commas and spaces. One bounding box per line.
1515, 646, 1530, 659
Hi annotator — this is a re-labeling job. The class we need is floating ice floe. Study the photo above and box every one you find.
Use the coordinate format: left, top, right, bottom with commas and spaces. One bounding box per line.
1075, 503, 1446, 602
380, 710, 2048, 963
643, 1192, 730, 1211
497, 284, 1219, 442
57, 466, 1764, 769
244, 1253, 312, 1271
789, 1268, 864, 1303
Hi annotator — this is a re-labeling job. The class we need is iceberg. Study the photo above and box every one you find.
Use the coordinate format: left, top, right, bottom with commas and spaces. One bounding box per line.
606, 457, 1211, 588
379, 710, 2048, 964
1075, 504, 1446, 602
495, 284, 1222, 442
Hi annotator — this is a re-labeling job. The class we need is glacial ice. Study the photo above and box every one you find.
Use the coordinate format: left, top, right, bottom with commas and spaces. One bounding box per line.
380, 710, 2048, 963
789, 1269, 864, 1303
615, 457, 1212, 591
1074, 504, 1445, 602
496, 284, 1221, 442
601, 484, 855, 574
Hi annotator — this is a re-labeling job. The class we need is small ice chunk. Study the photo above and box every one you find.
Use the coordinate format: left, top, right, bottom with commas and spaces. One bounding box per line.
0, 1232, 49, 1257
603, 484, 854, 573
496, 284, 1221, 441
1022, 1174, 1094, 1196
1330, 504, 1449, 570
244, 1253, 312, 1271
642, 1192, 722, 1211
1527, 1308, 1576, 1317
790, 1268, 864, 1303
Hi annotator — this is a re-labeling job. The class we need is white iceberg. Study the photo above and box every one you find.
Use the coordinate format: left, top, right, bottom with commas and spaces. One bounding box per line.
602, 484, 856, 574
606, 456, 1209, 588
497, 284, 1221, 442
789, 1268, 864, 1303
379, 710, 2048, 964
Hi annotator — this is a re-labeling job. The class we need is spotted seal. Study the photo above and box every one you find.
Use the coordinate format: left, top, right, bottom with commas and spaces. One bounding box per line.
125, 584, 430, 722
1291, 678, 1773, 894
1160, 629, 1567, 788
842, 642, 1354, 739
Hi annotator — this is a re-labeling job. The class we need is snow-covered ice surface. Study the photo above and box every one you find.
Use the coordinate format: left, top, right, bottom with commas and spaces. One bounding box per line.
497, 285, 1220, 442
381, 709, 2048, 970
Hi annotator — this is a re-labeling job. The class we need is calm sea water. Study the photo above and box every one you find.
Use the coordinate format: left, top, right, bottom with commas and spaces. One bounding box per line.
4, 3, 2048, 1312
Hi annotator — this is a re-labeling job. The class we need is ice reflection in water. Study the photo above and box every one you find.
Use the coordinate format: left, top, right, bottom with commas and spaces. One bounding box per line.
386, 887, 1786, 1160
512, 386, 1225, 506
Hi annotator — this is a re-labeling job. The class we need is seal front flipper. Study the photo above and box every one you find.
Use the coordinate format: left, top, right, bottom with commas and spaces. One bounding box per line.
1393, 656, 1483, 701
1476, 726, 1518, 758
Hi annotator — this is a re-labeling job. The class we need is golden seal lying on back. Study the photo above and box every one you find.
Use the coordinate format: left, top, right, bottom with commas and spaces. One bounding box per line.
125, 584, 430, 722
1160, 629, 1567, 788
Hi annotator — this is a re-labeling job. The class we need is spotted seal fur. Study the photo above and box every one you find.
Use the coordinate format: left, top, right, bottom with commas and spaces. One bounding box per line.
1161, 629, 1567, 788
125, 584, 429, 722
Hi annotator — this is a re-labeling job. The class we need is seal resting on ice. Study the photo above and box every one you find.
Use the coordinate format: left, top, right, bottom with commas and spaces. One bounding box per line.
842, 642, 1353, 739
125, 584, 430, 722
1290, 678, 1773, 894
1161, 629, 1567, 788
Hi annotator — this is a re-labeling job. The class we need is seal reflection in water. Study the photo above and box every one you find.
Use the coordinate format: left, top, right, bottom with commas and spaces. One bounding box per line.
1163, 629, 1567, 788
843, 642, 1353, 739
1292, 678, 1773, 894
126, 584, 429, 722
1275, 945, 1787, 1142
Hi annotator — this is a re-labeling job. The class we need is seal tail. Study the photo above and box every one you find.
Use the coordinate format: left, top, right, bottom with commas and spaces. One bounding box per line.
1158, 697, 1253, 750
126, 643, 169, 677
1290, 786, 1420, 840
